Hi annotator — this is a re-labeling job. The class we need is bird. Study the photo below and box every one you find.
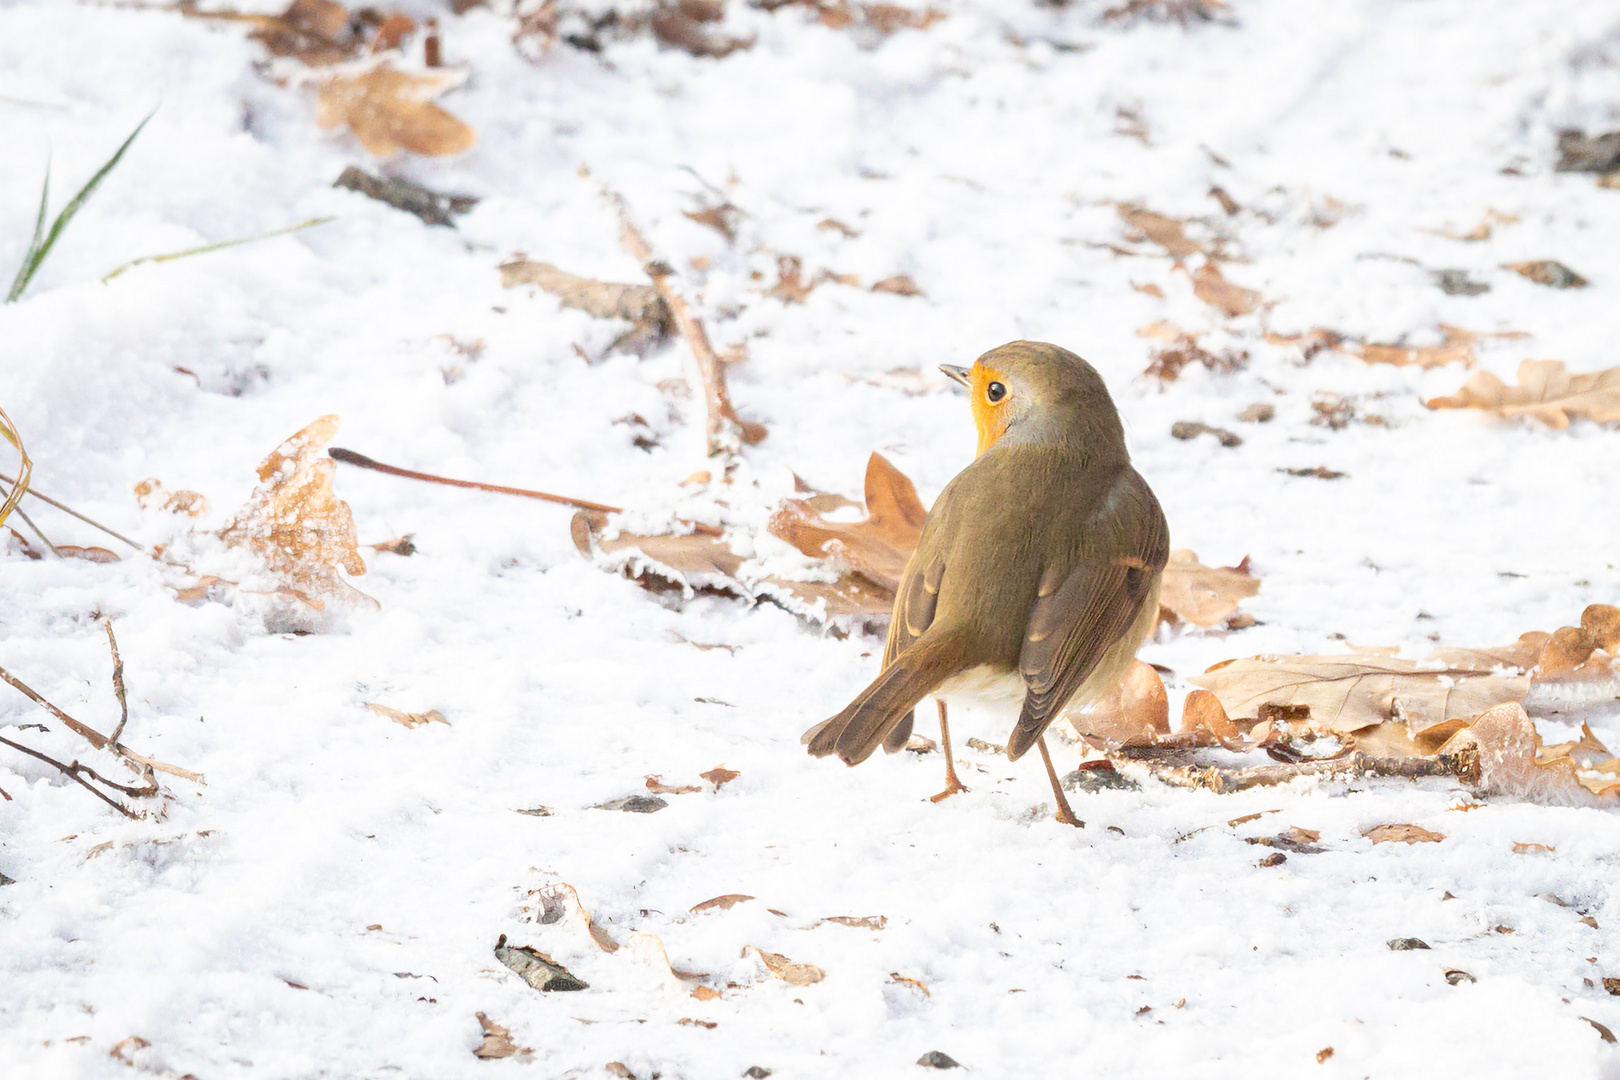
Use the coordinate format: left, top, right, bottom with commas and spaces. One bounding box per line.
803, 340, 1169, 826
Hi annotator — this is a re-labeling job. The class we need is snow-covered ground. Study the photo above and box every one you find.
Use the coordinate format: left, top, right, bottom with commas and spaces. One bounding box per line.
3, 1, 1620, 1076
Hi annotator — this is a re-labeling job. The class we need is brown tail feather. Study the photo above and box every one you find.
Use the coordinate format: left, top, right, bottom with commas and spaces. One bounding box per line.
807, 632, 969, 766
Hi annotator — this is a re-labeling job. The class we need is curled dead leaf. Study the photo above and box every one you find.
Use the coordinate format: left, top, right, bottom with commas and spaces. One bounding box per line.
888, 971, 930, 996
700, 765, 740, 789
1159, 549, 1259, 626
823, 915, 887, 930
870, 274, 923, 296
1363, 823, 1445, 845
1425, 360, 1620, 429
768, 452, 926, 591
1191, 263, 1261, 317
219, 415, 376, 614
692, 894, 754, 913
473, 1013, 530, 1059
745, 945, 824, 986
366, 703, 448, 728
1439, 702, 1620, 802
315, 66, 476, 157
646, 774, 702, 795
57, 545, 119, 563
1068, 660, 1168, 747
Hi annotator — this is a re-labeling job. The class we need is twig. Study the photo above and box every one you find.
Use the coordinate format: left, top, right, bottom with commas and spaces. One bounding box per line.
599, 183, 766, 457
1130, 751, 1462, 794
328, 448, 624, 513
104, 619, 129, 746
0, 470, 145, 551
0, 733, 140, 818
0, 663, 203, 784
10, 504, 58, 556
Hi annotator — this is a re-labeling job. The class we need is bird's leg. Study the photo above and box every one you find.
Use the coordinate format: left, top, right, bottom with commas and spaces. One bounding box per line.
928, 699, 969, 803
1036, 734, 1084, 828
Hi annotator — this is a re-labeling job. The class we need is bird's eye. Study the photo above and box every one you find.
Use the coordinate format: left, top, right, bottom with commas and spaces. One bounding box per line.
986, 381, 1007, 403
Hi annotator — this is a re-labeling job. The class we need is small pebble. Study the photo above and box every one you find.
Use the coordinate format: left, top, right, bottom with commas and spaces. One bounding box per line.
1387, 938, 1431, 951
917, 1051, 962, 1069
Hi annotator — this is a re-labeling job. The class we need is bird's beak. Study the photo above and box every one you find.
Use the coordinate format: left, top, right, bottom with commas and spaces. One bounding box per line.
939, 364, 971, 388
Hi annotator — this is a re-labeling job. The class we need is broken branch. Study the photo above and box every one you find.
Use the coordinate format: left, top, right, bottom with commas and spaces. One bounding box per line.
600, 183, 766, 456
328, 447, 624, 513
1124, 750, 1470, 793
0, 733, 145, 818
104, 619, 129, 747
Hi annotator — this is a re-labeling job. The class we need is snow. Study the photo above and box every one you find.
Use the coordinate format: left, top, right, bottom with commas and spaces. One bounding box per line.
3, 0, 1620, 1076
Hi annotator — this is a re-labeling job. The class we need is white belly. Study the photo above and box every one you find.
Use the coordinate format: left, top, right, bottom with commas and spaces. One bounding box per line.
933, 664, 1027, 718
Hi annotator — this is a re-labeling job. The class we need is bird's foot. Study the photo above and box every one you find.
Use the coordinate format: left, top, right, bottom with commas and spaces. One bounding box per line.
1052, 804, 1085, 829
929, 774, 969, 803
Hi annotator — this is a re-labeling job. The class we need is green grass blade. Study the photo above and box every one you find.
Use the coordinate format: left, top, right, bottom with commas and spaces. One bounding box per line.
6, 162, 52, 303
101, 216, 335, 283
7, 111, 152, 303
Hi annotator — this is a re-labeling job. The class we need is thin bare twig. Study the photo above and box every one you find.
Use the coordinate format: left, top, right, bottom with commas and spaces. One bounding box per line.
327, 448, 624, 513
599, 183, 766, 457
10, 504, 58, 556
1129, 751, 1463, 794
0, 733, 140, 818
0, 469, 145, 551
104, 619, 129, 746
0, 663, 203, 784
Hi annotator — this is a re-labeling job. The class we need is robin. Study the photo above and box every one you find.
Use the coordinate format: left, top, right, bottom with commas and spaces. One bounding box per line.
804, 340, 1169, 826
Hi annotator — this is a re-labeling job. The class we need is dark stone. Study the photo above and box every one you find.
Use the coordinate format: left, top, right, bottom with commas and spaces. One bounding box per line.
0, 871, 13, 887
594, 795, 668, 813
1387, 938, 1431, 951
917, 1051, 962, 1069
1556, 129, 1620, 173
1444, 968, 1476, 985
1432, 269, 1490, 296
494, 935, 589, 992
1062, 763, 1139, 793
744, 1069, 773, 1078
1257, 852, 1286, 867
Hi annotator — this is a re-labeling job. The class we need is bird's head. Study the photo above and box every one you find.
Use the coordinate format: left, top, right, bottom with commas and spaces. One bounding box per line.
940, 340, 1128, 460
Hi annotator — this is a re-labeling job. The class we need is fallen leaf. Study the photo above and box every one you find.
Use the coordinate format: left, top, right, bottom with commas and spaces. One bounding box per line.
135, 478, 210, 517
871, 275, 923, 296
472, 1012, 531, 1059
823, 915, 886, 929
494, 935, 589, 991
57, 545, 119, 563
315, 66, 476, 157
1263, 328, 1345, 361
650, 3, 754, 57
1426, 360, 1620, 429
1316, 1047, 1334, 1064
109, 1036, 152, 1065
904, 733, 936, 754
1190, 650, 1529, 737
366, 703, 448, 728
770, 255, 816, 304
1444, 968, 1476, 985
701, 765, 741, 789
1069, 660, 1168, 747
1582, 1017, 1617, 1044
1280, 466, 1346, 480
692, 894, 754, 912
1505, 260, 1588, 289
1181, 690, 1242, 744
1191, 262, 1261, 317
809, 1, 946, 35
768, 452, 926, 591
1116, 204, 1201, 257
917, 1050, 962, 1069
370, 534, 416, 556
691, 985, 721, 1001
678, 1017, 718, 1029
1104, 0, 1229, 24
249, 0, 359, 65
1557, 129, 1620, 173
1440, 702, 1620, 801
535, 883, 620, 952
888, 972, 931, 996
1360, 325, 1479, 369
684, 202, 741, 242
218, 415, 376, 613
645, 774, 702, 795
1159, 549, 1259, 626
1142, 332, 1248, 382
1363, 823, 1445, 845
1170, 420, 1241, 447
499, 259, 669, 333
1512, 841, 1555, 854
594, 795, 668, 813
745, 945, 824, 986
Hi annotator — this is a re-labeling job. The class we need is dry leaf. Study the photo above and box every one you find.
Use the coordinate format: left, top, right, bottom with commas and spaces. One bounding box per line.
1180, 689, 1242, 744
57, 545, 119, 563
109, 1036, 152, 1065
249, 0, 359, 65
499, 259, 669, 331
1426, 360, 1620, 428
823, 915, 887, 930
135, 478, 210, 517
1191, 263, 1261, 317
888, 972, 931, 996
691, 985, 721, 1001
1159, 549, 1259, 626
1069, 660, 1168, 747
692, 894, 754, 913
770, 256, 816, 304
1360, 325, 1478, 369
1190, 650, 1529, 737
871, 275, 923, 296
1439, 702, 1620, 802
370, 534, 416, 556
535, 883, 620, 952
1117, 204, 1201, 257
1141, 332, 1248, 382
219, 415, 375, 612
472, 1013, 530, 1059
1512, 842, 1555, 854
650, 3, 754, 57
684, 203, 740, 242
1363, 823, 1444, 845
745, 945, 824, 986
366, 703, 448, 728
1505, 260, 1588, 289
315, 66, 476, 157
700, 765, 740, 789
646, 774, 702, 795
768, 452, 926, 591
1104, 0, 1229, 23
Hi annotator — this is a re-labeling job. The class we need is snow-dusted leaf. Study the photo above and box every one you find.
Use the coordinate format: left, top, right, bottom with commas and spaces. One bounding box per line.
692, 894, 754, 913
1359, 325, 1477, 369
135, 478, 210, 517
249, 0, 360, 65
768, 452, 926, 591
823, 915, 887, 929
1191, 262, 1260, 316
366, 703, 448, 728
1190, 651, 1529, 736
1117, 204, 1202, 257
57, 545, 119, 563
1068, 660, 1168, 747
646, 774, 702, 795
700, 765, 740, 789
1363, 823, 1444, 845
744, 945, 824, 986
1426, 360, 1620, 429
315, 66, 475, 157
1159, 549, 1259, 626
1505, 260, 1587, 289
870, 274, 924, 296
218, 415, 376, 613
1439, 702, 1620, 802
472, 1013, 530, 1060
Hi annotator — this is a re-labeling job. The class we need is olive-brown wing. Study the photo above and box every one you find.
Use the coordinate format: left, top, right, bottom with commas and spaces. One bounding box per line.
878, 554, 944, 752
